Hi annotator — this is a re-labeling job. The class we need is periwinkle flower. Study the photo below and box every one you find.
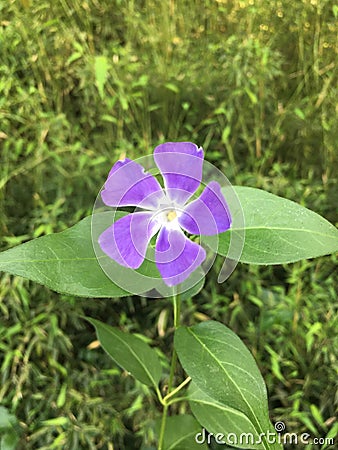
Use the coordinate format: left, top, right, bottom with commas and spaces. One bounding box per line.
98, 142, 231, 287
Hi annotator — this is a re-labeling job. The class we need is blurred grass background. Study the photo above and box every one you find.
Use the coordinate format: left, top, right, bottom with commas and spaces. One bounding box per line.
0, 0, 337, 448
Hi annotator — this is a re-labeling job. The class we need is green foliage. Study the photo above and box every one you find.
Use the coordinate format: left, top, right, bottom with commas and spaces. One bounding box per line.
94, 56, 109, 100
0, 406, 20, 450
0, 279, 159, 449
217, 186, 338, 264
0, 0, 337, 449
86, 318, 162, 388
155, 415, 208, 450
0, 214, 128, 297
175, 321, 282, 450
189, 384, 266, 449
1, 188, 336, 298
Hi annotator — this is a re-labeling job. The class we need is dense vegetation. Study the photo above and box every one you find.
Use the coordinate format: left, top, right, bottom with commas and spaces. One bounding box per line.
0, 0, 337, 448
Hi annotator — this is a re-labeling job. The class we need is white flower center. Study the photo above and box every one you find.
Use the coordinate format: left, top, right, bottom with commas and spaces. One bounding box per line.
151, 199, 182, 231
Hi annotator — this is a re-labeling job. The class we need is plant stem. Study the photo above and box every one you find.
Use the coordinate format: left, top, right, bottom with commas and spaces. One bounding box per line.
167, 292, 181, 391
158, 404, 169, 450
158, 290, 181, 450
163, 376, 191, 403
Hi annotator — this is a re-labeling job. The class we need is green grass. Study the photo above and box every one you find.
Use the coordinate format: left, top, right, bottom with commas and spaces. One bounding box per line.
0, 0, 337, 448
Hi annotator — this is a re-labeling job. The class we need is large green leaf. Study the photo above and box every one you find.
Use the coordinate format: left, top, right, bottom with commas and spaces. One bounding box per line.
0, 211, 165, 298
0, 211, 203, 298
86, 318, 162, 388
188, 383, 282, 450
155, 415, 208, 450
216, 186, 338, 264
0, 213, 129, 297
174, 321, 281, 450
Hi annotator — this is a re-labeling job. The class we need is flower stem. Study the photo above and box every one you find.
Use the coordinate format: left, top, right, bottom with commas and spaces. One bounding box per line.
158, 290, 181, 450
167, 292, 181, 390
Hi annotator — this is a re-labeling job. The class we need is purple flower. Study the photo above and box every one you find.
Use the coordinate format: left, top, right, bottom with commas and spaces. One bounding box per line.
98, 142, 231, 287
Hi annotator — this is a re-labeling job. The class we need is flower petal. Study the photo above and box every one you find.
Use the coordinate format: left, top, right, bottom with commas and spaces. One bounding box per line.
101, 158, 165, 209
178, 181, 231, 235
98, 212, 160, 269
154, 142, 204, 205
155, 226, 206, 286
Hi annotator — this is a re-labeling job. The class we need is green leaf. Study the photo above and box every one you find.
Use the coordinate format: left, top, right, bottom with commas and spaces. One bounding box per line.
216, 186, 338, 264
0, 406, 18, 431
41, 417, 69, 427
0, 407, 20, 450
0, 214, 129, 298
244, 87, 258, 104
188, 383, 280, 449
221, 125, 231, 142
0, 211, 205, 298
86, 317, 162, 388
94, 55, 109, 99
1, 432, 19, 450
164, 83, 179, 94
174, 321, 282, 450
155, 415, 208, 450
323, 423, 338, 448
294, 108, 305, 120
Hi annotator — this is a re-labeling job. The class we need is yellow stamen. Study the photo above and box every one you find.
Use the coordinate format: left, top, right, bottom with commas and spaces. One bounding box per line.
167, 210, 177, 222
